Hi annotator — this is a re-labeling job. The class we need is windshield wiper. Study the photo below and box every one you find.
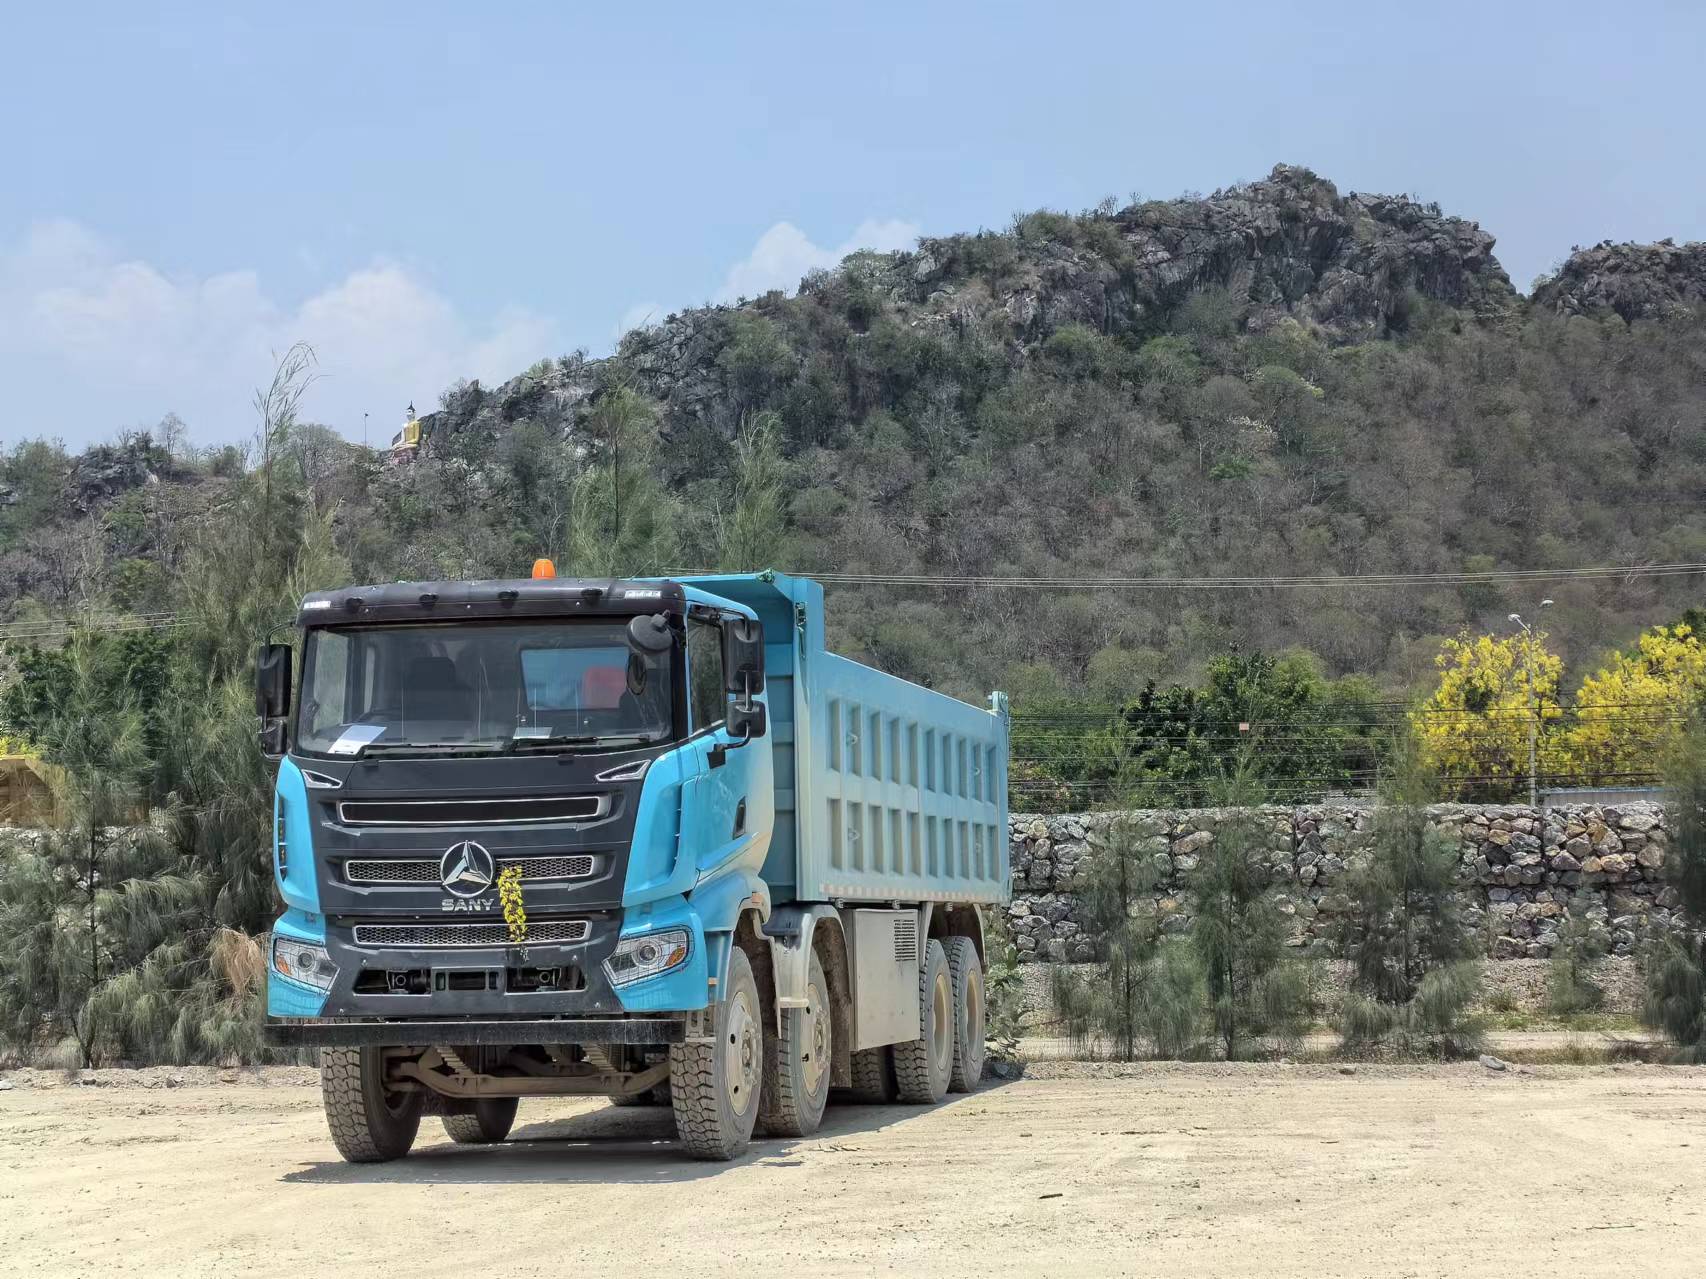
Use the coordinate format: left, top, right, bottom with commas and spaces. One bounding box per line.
357, 741, 507, 757
506, 733, 657, 754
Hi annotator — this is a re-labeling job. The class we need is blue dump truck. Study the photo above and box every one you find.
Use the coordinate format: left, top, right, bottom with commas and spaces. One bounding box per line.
258, 570, 1008, 1161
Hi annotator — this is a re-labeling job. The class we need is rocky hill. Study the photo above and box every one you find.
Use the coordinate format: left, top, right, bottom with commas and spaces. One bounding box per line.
425, 165, 1524, 453
1534, 238, 1706, 322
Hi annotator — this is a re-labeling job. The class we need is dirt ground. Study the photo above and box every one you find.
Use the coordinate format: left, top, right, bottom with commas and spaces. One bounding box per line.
2, 1061, 1703, 1278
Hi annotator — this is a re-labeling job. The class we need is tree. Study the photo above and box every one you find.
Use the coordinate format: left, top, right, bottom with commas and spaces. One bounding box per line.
715, 412, 790, 571
1050, 815, 1204, 1060
1414, 630, 1562, 800
1189, 770, 1308, 1059
0, 638, 191, 1066
1562, 623, 1706, 784
1642, 716, 1706, 1060
1546, 892, 1607, 1016
1339, 740, 1482, 1055
1093, 651, 1378, 810
564, 385, 681, 576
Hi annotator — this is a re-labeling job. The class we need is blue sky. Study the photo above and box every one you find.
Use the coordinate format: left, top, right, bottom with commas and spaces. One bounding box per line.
3, 1, 1703, 448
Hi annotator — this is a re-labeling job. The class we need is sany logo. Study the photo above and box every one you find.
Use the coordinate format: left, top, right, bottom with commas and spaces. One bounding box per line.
439, 841, 495, 897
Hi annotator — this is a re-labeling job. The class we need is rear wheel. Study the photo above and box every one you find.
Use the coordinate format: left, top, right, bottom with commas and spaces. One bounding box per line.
441, 1097, 518, 1144
320, 1047, 423, 1163
759, 950, 832, 1137
845, 1045, 896, 1103
669, 945, 763, 1160
892, 939, 953, 1104
945, 936, 986, 1093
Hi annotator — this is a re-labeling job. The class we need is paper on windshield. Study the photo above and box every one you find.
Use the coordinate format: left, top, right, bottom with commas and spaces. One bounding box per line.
327, 724, 387, 756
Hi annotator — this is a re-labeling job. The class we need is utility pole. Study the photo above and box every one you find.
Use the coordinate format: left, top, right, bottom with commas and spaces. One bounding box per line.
1508, 600, 1554, 809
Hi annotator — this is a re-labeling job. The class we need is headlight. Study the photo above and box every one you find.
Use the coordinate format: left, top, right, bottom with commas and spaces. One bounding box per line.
604, 928, 690, 987
271, 935, 338, 991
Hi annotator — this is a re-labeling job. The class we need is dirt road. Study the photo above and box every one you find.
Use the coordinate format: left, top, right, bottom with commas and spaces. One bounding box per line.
2, 1062, 1702, 1277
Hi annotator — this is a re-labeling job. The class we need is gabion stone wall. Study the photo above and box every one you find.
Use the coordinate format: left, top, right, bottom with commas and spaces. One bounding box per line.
1005, 803, 1677, 963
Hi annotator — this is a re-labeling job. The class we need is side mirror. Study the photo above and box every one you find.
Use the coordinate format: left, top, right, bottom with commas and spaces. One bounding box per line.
259, 719, 288, 760
255, 644, 293, 718
626, 612, 674, 655
255, 644, 293, 762
722, 617, 765, 696
728, 699, 768, 741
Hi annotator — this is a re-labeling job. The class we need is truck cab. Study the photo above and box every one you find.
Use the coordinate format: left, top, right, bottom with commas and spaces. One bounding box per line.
261, 570, 1007, 1161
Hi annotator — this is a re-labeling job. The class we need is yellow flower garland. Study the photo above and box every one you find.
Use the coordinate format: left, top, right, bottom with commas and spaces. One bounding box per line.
497, 865, 528, 943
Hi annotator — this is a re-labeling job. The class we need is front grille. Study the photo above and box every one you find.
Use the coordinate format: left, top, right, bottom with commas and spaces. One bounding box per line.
337, 795, 606, 826
351, 919, 591, 948
345, 854, 597, 886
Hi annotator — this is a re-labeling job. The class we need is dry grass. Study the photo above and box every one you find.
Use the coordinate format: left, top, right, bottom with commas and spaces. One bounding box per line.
208, 928, 265, 999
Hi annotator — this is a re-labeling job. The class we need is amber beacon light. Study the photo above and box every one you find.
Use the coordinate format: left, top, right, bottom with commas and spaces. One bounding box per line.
531, 558, 556, 579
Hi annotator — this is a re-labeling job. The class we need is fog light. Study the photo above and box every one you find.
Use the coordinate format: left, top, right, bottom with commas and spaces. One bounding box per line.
604, 928, 690, 987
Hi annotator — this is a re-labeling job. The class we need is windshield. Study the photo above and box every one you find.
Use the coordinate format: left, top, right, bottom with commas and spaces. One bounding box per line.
295, 620, 674, 756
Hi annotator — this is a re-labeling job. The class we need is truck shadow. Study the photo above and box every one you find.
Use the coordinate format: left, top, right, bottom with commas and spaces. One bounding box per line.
281, 1080, 1016, 1186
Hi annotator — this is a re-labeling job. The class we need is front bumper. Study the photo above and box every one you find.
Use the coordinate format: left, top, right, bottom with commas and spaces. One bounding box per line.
267, 896, 713, 1021
264, 1016, 688, 1048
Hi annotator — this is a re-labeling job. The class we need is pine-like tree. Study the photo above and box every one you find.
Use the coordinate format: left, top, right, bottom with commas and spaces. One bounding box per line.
1642, 716, 1706, 1059
1190, 769, 1308, 1059
564, 384, 681, 576
1339, 738, 1482, 1055
1051, 815, 1205, 1059
715, 412, 790, 571
1546, 892, 1608, 1016
0, 639, 191, 1066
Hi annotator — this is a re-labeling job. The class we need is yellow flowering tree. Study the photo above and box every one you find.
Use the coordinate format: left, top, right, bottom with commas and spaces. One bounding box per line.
1414, 630, 1562, 799
1562, 623, 1706, 783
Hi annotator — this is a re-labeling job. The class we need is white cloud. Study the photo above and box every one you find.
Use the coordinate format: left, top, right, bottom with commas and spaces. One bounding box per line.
0, 219, 558, 446
717, 217, 919, 302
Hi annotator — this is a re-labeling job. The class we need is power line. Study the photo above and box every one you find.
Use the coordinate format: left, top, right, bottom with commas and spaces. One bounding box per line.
805, 561, 1706, 591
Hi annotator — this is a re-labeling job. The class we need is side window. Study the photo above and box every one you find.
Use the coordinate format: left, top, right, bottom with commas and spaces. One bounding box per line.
687, 619, 726, 733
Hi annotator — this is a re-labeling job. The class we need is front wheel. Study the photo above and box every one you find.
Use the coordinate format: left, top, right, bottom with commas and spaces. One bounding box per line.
320, 1047, 423, 1163
442, 1097, 518, 1144
669, 945, 763, 1160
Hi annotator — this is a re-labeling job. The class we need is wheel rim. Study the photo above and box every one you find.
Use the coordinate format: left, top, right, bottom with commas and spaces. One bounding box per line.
803, 977, 830, 1095
964, 969, 985, 1067
931, 968, 952, 1075
962, 975, 989, 1057
724, 985, 760, 1115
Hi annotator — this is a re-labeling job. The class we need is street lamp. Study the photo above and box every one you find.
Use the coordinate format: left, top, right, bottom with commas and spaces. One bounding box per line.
1508, 600, 1554, 808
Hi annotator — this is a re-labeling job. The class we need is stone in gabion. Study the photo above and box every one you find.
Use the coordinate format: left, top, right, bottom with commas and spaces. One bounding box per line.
1004, 801, 1681, 963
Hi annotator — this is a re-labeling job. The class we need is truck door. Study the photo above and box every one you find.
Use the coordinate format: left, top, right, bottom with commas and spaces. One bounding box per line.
683, 616, 762, 876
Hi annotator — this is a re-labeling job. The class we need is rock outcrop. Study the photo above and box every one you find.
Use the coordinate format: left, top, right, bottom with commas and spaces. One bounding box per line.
904, 165, 1518, 344
1533, 239, 1706, 323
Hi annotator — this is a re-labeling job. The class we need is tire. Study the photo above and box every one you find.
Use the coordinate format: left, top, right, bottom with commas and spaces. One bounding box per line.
892, 938, 953, 1104
759, 949, 832, 1137
945, 935, 986, 1093
441, 1097, 517, 1144
320, 1047, 423, 1163
846, 1046, 897, 1104
669, 945, 763, 1160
